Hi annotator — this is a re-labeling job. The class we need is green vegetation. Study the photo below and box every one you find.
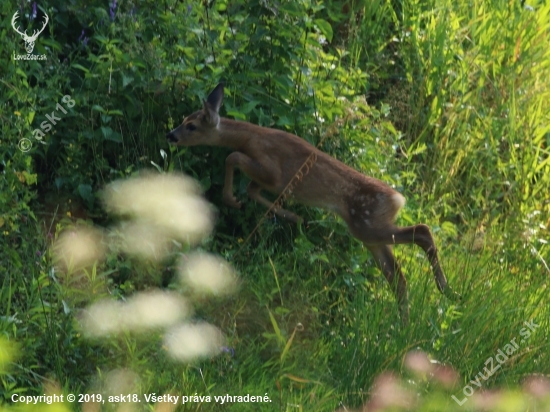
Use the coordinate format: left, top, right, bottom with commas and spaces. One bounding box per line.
1, 0, 549, 411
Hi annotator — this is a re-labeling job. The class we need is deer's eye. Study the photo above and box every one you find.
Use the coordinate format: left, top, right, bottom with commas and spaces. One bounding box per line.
186, 123, 196, 132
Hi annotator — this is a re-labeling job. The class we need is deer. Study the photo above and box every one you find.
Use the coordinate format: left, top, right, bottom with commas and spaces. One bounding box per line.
166, 83, 461, 322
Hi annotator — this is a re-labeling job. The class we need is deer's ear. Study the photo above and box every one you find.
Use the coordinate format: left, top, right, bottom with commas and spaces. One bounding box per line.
204, 83, 224, 113
202, 103, 219, 127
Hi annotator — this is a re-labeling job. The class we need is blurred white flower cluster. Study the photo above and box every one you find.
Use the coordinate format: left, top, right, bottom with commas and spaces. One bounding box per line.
52, 172, 238, 362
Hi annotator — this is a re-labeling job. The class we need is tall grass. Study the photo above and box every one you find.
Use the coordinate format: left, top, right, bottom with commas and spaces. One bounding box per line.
399, 0, 550, 222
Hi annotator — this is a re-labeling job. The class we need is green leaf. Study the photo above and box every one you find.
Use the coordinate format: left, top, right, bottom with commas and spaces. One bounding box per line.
78, 184, 94, 206
226, 110, 246, 120
100, 126, 110, 139
241, 100, 260, 114
280, 328, 296, 363
200, 176, 211, 190
94, 34, 109, 44
71, 64, 90, 73
16, 68, 27, 78
266, 307, 285, 346
104, 130, 122, 143
122, 73, 134, 87
309, 253, 329, 264
275, 116, 292, 127
408, 143, 427, 156
40, 39, 62, 51
314, 19, 333, 42
82, 130, 94, 140
107, 110, 124, 116
21, 171, 37, 185
441, 221, 458, 238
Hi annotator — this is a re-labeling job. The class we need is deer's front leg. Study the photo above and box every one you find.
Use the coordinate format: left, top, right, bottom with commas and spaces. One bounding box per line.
224, 152, 296, 219
224, 152, 277, 208
223, 152, 246, 208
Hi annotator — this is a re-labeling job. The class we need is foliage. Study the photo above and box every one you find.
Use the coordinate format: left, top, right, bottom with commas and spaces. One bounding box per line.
396, 0, 550, 226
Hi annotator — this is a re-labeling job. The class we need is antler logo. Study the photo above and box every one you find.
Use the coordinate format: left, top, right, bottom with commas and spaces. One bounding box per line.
11, 11, 49, 54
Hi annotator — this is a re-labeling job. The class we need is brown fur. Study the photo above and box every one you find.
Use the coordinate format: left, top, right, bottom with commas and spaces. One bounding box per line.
166, 83, 460, 322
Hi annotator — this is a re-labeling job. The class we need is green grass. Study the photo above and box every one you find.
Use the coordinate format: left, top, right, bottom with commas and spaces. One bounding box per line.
2, 207, 548, 411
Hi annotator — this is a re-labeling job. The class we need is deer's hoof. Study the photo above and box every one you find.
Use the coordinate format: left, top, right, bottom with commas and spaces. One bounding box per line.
223, 194, 242, 209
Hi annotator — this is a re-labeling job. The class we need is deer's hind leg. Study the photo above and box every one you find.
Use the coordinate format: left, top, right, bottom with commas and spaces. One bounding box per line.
349, 217, 460, 303
344, 190, 459, 320
366, 244, 409, 323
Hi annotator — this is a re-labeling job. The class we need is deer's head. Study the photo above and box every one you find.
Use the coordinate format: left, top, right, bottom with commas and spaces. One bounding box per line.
12, 11, 49, 54
166, 83, 225, 147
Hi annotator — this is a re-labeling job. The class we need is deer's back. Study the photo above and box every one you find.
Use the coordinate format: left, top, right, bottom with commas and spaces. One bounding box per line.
244, 127, 402, 221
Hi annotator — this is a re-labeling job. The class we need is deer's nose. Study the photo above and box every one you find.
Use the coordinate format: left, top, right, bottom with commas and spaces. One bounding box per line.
166, 132, 177, 143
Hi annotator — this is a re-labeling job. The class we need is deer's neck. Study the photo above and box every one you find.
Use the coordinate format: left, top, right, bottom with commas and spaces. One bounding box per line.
216, 118, 261, 150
